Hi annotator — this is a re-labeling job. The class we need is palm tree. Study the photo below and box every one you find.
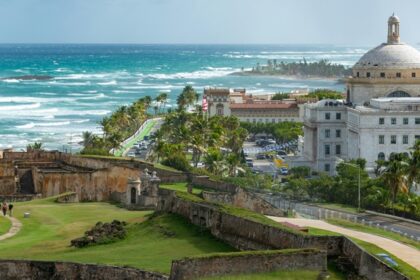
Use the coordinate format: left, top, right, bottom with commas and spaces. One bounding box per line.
380, 153, 409, 209
407, 140, 420, 191
82, 131, 94, 148
27, 142, 43, 152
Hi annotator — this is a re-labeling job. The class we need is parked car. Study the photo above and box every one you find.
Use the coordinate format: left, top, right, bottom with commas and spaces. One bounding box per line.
280, 167, 288, 175
256, 154, 266, 160
278, 150, 287, 156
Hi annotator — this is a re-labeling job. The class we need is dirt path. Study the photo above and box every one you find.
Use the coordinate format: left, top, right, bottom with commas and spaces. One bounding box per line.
0, 216, 22, 241
267, 216, 420, 270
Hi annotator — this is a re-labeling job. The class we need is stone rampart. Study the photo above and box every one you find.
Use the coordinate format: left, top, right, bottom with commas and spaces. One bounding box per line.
191, 176, 237, 193
0, 177, 16, 195
158, 190, 342, 254
0, 260, 168, 280
202, 188, 283, 216
341, 238, 408, 280
169, 249, 326, 280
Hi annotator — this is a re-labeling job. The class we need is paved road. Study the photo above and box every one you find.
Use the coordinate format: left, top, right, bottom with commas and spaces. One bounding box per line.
268, 216, 420, 270
262, 194, 420, 241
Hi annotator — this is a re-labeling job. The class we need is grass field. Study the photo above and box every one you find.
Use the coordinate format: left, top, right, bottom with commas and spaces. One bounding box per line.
160, 182, 204, 195
327, 218, 420, 250
0, 198, 234, 274
0, 215, 11, 235
201, 270, 321, 280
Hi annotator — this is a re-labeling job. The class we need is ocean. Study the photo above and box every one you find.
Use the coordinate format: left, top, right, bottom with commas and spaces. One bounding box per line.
0, 44, 369, 151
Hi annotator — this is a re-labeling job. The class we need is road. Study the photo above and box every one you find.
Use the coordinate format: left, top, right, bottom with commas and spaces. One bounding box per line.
268, 216, 420, 270
262, 194, 420, 241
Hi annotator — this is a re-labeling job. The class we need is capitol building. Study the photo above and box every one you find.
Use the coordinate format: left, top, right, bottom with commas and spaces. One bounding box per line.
291, 15, 420, 174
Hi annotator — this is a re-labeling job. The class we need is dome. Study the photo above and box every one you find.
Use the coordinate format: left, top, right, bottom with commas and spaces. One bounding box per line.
388, 14, 400, 23
354, 43, 420, 69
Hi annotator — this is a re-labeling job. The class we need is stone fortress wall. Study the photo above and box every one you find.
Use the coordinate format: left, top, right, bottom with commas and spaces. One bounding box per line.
158, 189, 408, 280
0, 260, 168, 280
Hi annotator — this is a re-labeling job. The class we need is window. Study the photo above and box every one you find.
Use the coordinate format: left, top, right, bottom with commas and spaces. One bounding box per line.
325, 113, 330, 120
412, 72, 416, 78
366, 72, 371, 78
391, 118, 397, 125
324, 164, 330, 172
403, 135, 409, 144
378, 152, 385, 161
336, 112, 341, 120
356, 72, 360, 77
380, 72, 385, 78
396, 72, 401, 78
325, 144, 330, 156
416, 118, 420, 124
391, 135, 397, 144
336, 129, 341, 138
416, 135, 420, 140
272, 119, 275, 123
216, 104, 224, 116
325, 129, 330, 138
253, 119, 256, 123
403, 118, 409, 125
379, 118, 385, 125
335, 145, 341, 155
379, 135, 384, 144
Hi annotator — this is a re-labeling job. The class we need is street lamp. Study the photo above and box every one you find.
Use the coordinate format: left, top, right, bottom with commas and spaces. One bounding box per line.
340, 161, 361, 212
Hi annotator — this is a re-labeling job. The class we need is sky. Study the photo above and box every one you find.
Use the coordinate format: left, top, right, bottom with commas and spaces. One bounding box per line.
0, 0, 419, 46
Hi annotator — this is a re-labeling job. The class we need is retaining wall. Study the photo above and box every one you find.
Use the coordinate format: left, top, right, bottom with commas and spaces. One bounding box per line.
341, 238, 408, 280
0, 260, 168, 280
158, 189, 342, 254
169, 249, 326, 280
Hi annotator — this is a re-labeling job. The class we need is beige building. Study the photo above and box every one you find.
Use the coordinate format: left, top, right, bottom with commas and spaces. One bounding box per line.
347, 14, 420, 105
291, 15, 420, 176
204, 88, 314, 123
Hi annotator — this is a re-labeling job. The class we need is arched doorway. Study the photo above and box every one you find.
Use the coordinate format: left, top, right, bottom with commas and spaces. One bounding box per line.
387, 91, 411, 97
130, 187, 136, 204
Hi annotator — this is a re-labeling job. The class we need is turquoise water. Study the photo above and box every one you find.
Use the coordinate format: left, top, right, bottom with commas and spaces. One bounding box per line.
0, 44, 368, 150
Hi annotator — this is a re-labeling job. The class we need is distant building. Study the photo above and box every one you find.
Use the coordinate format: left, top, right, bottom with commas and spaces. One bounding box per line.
203, 88, 316, 123
290, 15, 420, 175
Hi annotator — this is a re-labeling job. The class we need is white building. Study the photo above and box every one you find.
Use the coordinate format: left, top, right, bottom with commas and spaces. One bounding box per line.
290, 15, 420, 174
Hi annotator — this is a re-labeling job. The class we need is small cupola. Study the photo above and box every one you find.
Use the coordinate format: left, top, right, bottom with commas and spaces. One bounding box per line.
387, 13, 400, 44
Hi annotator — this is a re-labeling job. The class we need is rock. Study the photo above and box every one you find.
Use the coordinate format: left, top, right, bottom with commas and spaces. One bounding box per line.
70, 220, 127, 248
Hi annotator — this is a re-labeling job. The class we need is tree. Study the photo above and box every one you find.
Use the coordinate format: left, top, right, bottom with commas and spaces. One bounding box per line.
380, 153, 409, 209
82, 131, 94, 148
271, 93, 290, 100
26, 142, 43, 152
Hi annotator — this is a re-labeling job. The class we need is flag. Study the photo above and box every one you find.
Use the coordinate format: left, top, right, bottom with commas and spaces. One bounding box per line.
202, 97, 208, 112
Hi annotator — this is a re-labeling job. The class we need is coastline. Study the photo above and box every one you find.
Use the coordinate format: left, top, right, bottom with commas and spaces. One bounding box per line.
230, 71, 345, 82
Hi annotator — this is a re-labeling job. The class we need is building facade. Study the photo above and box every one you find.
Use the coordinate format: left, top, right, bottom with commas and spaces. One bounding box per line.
204, 88, 309, 123
291, 15, 420, 174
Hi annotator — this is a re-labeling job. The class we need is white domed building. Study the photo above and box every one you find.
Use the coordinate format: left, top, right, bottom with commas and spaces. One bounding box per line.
290, 15, 420, 175
348, 14, 420, 105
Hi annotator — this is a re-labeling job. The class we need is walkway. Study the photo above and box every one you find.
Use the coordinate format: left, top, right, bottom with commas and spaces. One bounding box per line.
267, 216, 420, 270
0, 216, 22, 241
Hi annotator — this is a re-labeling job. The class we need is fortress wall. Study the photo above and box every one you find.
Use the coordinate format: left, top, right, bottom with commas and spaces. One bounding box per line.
0, 260, 168, 280
0, 177, 16, 195
158, 190, 342, 254
341, 238, 408, 280
33, 165, 139, 201
169, 249, 326, 280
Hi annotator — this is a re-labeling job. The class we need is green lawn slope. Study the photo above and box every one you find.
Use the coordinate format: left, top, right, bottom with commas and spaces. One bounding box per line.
0, 198, 234, 274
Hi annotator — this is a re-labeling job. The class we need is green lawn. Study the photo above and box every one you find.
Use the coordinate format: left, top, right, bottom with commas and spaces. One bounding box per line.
0, 198, 234, 274
201, 266, 346, 280
0, 215, 11, 235
160, 182, 205, 195
327, 218, 420, 250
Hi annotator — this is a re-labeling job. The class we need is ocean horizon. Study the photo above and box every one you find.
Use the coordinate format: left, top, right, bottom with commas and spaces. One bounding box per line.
0, 44, 370, 151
